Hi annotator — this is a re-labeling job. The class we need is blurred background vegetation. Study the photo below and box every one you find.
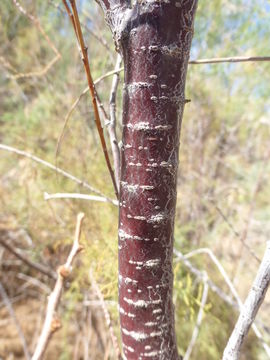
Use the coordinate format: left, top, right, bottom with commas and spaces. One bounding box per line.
0, 0, 269, 359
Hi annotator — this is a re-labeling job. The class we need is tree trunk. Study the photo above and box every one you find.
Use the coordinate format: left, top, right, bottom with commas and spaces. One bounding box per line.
98, 1, 197, 358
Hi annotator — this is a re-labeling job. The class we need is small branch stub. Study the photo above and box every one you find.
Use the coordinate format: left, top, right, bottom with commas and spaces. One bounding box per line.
50, 317, 62, 333
58, 265, 72, 278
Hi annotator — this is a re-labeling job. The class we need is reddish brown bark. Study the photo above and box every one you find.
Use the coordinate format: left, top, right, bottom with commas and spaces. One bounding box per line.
98, 0, 197, 358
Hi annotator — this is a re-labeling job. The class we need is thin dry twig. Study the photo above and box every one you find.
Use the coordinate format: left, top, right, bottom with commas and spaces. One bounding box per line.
181, 247, 270, 357
211, 200, 260, 264
62, 0, 77, 34
95, 67, 124, 85
232, 157, 269, 278
189, 169, 260, 265
32, 213, 85, 360
17, 273, 51, 294
0, 55, 20, 73
184, 273, 209, 360
174, 248, 237, 308
81, 9, 114, 60
9, 55, 61, 80
108, 54, 122, 190
11, 0, 61, 79
223, 241, 270, 360
49, 0, 114, 59
187, 167, 259, 264
22, 2, 267, 72
54, 52, 270, 164
44, 192, 118, 206
89, 270, 122, 360
0, 281, 31, 360
0, 237, 56, 280
62, 0, 118, 198
95, 92, 110, 127
55, 66, 123, 160
0, 143, 115, 205
189, 56, 270, 65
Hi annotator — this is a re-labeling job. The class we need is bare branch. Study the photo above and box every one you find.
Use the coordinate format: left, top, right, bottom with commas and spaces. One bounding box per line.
95, 67, 124, 85
32, 213, 85, 360
11, 0, 61, 79
17, 273, 51, 294
174, 249, 237, 308
0, 55, 22, 74
189, 56, 270, 65
175, 246, 269, 350
180, 247, 270, 357
89, 270, 122, 359
0, 281, 31, 360
0, 143, 115, 205
81, 22, 114, 61
212, 201, 260, 264
191, 168, 261, 264
44, 192, 118, 206
62, 0, 119, 198
232, 160, 268, 278
0, 237, 56, 280
184, 274, 209, 360
9, 55, 61, 80
223, 241, 270, 360
55, 67, 123, 160
13, 0, 59, 54
49, 0, 114, 59
62, 0, 78, 39
108, 54, 122, 190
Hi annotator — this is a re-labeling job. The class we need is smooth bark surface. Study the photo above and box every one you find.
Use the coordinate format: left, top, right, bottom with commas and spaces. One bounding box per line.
97, 0, 197, 358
